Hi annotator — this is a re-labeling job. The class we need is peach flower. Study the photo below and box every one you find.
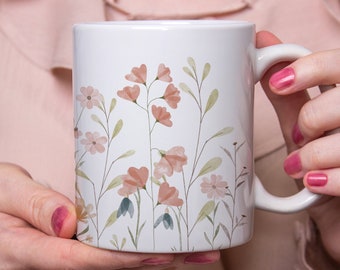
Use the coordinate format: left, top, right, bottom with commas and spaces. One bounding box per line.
76, 197, 96, 223
151, 105, 172, 127
200, 174, 228, 199
76, 86, 103, 109
163, 84, 180, 109
118, 167, 149, 196
157, 64, 172, 82
117, 85, 140, 102
158, 182, 183, 207
154, 146, 187, 179
80, 132, 107, 154
125, 64, 147, 84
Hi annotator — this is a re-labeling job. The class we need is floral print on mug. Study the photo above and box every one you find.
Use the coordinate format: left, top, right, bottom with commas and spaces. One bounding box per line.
75, 58, 248, 252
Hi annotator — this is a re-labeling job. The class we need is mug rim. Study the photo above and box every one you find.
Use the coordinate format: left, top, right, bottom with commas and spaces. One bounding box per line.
73, 20, 253, 30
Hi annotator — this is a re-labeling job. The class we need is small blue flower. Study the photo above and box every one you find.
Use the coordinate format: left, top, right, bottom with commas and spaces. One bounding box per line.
117, 197, 134, 218
154, 213, 174, 230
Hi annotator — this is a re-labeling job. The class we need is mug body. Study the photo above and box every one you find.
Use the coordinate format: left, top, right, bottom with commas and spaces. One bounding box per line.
73, 20, 255, 253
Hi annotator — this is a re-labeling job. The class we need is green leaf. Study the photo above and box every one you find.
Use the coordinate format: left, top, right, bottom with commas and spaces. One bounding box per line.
210, 127, 233, 140
220, 223, 231, 242
197, 157, 222, 178
202, 63, 211, 81
221, 146, 233, 161
196, 200, 215, 223
204, 89, 219, 114
91, 114, 106, 131
97, 101, 105, 112
187, 57, 196, 72
213, 224, 220, 241
236, 141, 246, 153
91, 114, 102, 124
151, 176, 161, 185
179, 82, 190, 93
117, 149, 135, 160
128, 227, 137, 248
183, 67, 195, 79
121, 238, 127, 250
109, 98, 117, 113
112, 119, 123, 139
204, 232, 212, 246
105, 175, 122, 192
77, 225, 89, 237
222, 201, 232, 220
179, 82, 195, 97
138, 221, 146, 235
104, 210, 118, 229
75, 169, 91, 181
112, 234, 118, 243
236, 181, 245, 189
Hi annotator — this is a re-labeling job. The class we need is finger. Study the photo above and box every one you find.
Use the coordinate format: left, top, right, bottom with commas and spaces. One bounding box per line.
0, 221, 175, 269
137, 251, 220, 269
283, 133, 340, 179
256, 31, 310, 152
0, 212, 219, 269
269, 49, 340, 94
292, 86, 340, 145
0, 163, 76, 238
303, 169, 340, 196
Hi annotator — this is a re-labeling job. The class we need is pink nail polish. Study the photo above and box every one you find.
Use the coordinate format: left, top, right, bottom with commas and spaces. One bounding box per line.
307, 173, 328, 187
51, 206, 69, 236
269, 67, 295, 90
284, 153, 302, 175
292, 123, 304, 145
184, 254, 215, 264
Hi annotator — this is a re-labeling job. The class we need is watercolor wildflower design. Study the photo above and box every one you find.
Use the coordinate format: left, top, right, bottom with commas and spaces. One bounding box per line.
115, 63, 185, 250
74, 85, 134, 248
75, 58, 249, 252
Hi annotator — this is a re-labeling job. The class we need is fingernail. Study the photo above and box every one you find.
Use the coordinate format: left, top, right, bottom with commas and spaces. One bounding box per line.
284, 152, 302, 175
292, 123, 304, 145
307, 172, 328, 187
184, 254, 215, 264
51, 206, 69, 236
142, 258, 172, 266
269, 67, 295, 90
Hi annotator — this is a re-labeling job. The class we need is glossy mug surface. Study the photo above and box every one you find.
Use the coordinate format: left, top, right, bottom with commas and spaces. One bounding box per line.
73, 20, 319, 253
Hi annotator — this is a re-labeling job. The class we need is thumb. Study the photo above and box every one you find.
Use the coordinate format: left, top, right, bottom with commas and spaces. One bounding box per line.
0, 163, 76, 238
256, 31, 310, 153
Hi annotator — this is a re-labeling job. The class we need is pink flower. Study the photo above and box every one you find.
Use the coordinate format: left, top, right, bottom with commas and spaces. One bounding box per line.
118, 167, 149, 196
117, 85, 140, 102
163, 84, 180, 109
157, 64, 172, 82
76, 86, 103, 109
152, 105, 172, 127
74, 127, 83, 139
154, 146, 187, 179
200, 174, 228, 199
158, 182, 183, 207
80, 132, 107, 154
125, 64, 147, 84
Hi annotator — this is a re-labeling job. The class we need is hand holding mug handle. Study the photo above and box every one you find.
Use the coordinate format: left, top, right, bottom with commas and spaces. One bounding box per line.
253, 44, 325, 213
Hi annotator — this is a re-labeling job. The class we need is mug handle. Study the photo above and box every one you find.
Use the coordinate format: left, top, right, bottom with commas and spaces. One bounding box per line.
253, 44, 323, 213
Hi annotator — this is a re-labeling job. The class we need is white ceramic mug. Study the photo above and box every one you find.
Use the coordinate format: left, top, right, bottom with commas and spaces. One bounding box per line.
73, 20, 320, 253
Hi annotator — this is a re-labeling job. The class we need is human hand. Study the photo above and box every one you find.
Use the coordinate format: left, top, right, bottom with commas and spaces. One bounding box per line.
0, 163, 219, 269
258, 32, 340, 196
256, 31, 340, 265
